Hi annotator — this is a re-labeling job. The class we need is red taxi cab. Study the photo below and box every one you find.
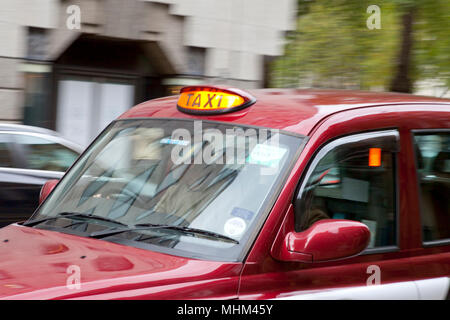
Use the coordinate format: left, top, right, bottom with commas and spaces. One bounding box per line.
0, 86, 448, 299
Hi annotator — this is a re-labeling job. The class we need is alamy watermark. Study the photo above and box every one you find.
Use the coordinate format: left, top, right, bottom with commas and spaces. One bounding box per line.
366, 264, 381, 285
66, 5, 81, 30
367, 5, 381, 30
66, 265, 81, 290
164, 121, 283, 176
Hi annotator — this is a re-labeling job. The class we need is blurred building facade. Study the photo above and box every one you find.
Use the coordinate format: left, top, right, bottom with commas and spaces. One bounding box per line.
0, 0, 296, 146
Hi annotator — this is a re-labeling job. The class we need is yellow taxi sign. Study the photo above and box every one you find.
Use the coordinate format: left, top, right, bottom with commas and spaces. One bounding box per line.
177, 86, 256, 115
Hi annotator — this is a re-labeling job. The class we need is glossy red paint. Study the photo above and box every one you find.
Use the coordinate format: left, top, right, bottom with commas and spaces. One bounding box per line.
1, 87, 449, 299
273, 219, 370, 263
0, 225, 241, 299
39, 179, 59, 205
120, 89, 450, 136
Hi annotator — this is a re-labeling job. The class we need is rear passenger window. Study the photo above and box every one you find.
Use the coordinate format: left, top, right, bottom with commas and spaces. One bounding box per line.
0, 134, 14, 168
295, 130, 398, 248
413, 132, 450, 243
15, 134, 79, 172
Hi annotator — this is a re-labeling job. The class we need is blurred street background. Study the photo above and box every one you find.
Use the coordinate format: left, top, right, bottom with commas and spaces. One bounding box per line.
0, 0, 449, 147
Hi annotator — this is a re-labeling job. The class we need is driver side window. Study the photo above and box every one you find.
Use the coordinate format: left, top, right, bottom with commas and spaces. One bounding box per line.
295, 130, 398, 249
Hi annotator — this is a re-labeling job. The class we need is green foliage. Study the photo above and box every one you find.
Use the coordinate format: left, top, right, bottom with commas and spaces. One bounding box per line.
414, 0, 450, 87
272, 0, 449, 90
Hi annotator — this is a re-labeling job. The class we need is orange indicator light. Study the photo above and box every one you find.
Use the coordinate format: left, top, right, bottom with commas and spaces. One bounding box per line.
369, 148, 382, 167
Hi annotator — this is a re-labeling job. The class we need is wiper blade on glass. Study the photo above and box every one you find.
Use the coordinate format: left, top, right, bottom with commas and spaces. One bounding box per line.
22, 212, 129, 228
90, 223, 239, 244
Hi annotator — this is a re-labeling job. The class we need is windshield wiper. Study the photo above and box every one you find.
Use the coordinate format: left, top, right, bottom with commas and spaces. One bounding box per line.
89, 223, 239, 244
23, 213, 239, 244
22, 212, 129, 228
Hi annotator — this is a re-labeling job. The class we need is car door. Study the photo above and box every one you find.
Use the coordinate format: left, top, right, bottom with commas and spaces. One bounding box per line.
270, 129, 447, 300
238, 128, 413, 299
0, 133, 29, 226
410, 130, 450, 299
0, 132, 78, 226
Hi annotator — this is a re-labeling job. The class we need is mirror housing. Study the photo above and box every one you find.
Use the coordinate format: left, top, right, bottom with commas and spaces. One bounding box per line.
271, 212, 370, 263
39, 179, 59, 205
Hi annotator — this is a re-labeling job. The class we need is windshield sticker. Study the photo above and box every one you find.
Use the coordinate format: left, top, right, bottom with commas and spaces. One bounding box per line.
247, 144, 287, 167
224, 217, 247, 237
231, 207, 255, 221
160, 138, 190, 146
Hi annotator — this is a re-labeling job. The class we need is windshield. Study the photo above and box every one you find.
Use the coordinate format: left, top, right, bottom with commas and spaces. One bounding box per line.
32, 118, 304, 261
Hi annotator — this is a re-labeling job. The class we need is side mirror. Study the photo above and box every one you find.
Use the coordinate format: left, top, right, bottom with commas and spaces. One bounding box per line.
272, 218, 370, 263
39, 179, 59, 205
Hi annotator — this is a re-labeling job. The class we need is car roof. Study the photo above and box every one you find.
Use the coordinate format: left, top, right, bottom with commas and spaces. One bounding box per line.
0, 123, 83, 152
0, 123, 60, 136
119, 89, 450, 136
